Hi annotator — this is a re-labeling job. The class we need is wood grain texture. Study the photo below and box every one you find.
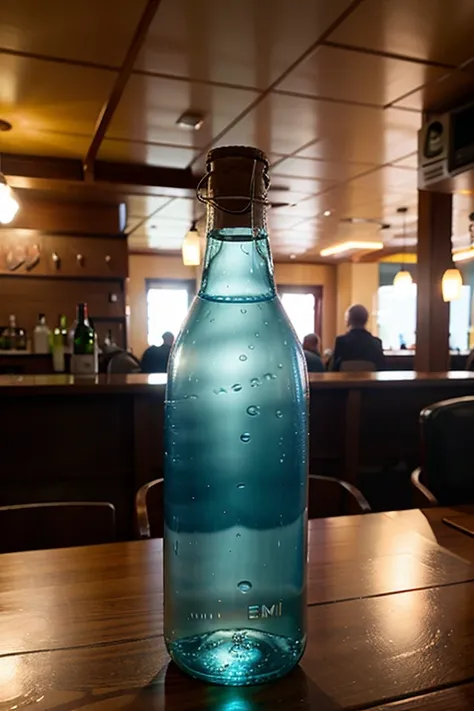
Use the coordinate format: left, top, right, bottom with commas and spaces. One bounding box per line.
0, 513, 472, 657
2, 579, 474, 710
370, 682, 474, 711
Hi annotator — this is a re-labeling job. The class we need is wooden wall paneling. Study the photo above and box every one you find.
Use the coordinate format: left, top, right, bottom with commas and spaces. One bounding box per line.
7, 199, 126, 235
0, 233, 128, 278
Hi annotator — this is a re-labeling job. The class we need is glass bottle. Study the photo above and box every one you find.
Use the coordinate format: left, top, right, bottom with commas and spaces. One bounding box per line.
164, 146, 308, 686
70, 303, 98, 375
33, 313, 51, 354
4, 314, 18, 350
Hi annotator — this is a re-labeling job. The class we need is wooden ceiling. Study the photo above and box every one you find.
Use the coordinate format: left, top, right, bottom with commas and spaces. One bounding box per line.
0, 0, 474, 260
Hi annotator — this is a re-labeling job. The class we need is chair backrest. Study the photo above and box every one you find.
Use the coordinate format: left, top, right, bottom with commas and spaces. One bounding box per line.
0, 502, 116, 554
420, 396, 474, 505
107, 351, 141, 374
308, 475, 371, 518
135, 479, 164, 538
135, 476, 369, 538
340, 360, 376, 372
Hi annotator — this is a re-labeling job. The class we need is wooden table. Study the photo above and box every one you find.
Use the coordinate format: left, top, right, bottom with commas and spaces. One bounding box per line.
1, 507, 474, 710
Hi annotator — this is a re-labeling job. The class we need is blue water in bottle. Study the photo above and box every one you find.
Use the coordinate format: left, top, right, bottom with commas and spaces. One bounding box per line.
164, 147, 308, 686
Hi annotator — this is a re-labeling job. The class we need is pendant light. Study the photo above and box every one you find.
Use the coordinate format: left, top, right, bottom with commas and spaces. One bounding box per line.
393, 207, 413, 291
441, 217, 471, 302
0, 155, 19, 224
442, 268, 463, 302
182, 220, 200, 266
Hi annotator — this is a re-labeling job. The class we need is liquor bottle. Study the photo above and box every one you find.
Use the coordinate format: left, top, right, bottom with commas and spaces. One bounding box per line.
164, 146, 308, 685
4, 314, 18, 350
52, 316, 67, 373
70, 303, 98, 375
33, 313, 51, 354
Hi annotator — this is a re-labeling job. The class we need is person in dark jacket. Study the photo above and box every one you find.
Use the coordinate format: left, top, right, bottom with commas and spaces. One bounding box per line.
302, 333, 325, 373
140, 331, 174, 373
329, 304, 385, 371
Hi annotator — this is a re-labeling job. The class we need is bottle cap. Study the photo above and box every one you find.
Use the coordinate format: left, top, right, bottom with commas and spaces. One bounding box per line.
206, 145, 269, 171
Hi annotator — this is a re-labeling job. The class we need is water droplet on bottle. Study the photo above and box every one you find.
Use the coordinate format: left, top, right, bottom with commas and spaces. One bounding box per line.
255, 332, 260, 338
210, 318, 215, 323
237, 580, 252, 593
174, 541, 179, 556
283, 340, 288, 346
246, 405, 260, 417
264, 321, 269, 326
231, 383, 242, 392
250, 377, 261, 388
280, 457, 284, 463
236, 482, 245, 489
192, 340, 196, 345
264, 372, 276, 381
239, 354, 247, 362
278, 363, 283, 369
240, 432, 251, 443
213, 387, 227, 395
236, 533, 241, 538
276, 410, 283, 418
188, 394, 198, 400
240, 308, 247, 314
248, 344, 255, 350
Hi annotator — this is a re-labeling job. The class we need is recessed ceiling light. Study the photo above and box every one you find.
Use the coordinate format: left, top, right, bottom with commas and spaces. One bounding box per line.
323, 209, 332, 217
176, 111, 205, 130
320, 240, 384, 257
0, 119, 12, 132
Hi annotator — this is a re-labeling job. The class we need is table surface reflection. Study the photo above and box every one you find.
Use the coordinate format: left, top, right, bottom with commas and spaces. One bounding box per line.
1, 506, 473, 711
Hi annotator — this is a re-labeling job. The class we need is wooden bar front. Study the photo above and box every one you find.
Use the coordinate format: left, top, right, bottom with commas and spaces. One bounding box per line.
1, 372, 474, 536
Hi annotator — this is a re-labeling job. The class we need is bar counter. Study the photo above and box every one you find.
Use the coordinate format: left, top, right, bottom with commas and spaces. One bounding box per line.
2, 372, 474, 535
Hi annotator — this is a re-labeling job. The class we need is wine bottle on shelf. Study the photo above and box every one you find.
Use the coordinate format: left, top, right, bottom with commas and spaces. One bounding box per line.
33, 313, 51, 354
70, 303, 98, 375
52, 316, 66, 373
4, 314, 18, 350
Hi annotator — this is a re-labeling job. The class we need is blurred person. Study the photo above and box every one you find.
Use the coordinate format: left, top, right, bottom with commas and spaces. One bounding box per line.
141, 331, 175, 374
329, 304, 385, 371
302, 333, 324, 373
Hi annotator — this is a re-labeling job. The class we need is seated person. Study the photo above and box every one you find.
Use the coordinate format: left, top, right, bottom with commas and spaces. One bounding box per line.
329, 304, 385, 371
302, 333, 324, 373
141, 331, 174, 373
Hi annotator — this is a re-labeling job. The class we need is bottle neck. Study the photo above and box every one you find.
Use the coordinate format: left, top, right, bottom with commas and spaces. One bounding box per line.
77, 304, 88, 325
198, 182, 275, 303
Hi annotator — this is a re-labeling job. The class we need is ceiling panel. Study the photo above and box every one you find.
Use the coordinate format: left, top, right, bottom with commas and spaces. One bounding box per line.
329, 0, 474, 67
0, 128, 91, 159
126, 195, 173, 218
135, 0, 355, 89
271, 156, 372, 182
0, 55, 116, 150
0, 0, 147, 66
98, 139, 198, 168
218, 93, 421, 164
106, 74, 259, 148
390, 68, 474, 112
277, 45, 449, 107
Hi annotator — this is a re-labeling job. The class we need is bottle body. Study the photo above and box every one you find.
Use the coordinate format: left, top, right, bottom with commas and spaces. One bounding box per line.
71, 303, 98, 375
4, 314, 18, 350
164, 218, 308, 684
33, 314, 51, 354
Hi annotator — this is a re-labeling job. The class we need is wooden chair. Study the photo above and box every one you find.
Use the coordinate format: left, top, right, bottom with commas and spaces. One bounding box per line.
411, 396, 474, 507
135, 475, 370, 539
0, 501, 116, 554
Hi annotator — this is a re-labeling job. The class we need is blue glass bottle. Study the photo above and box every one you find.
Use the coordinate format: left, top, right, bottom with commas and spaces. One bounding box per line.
164, 146, 308, 686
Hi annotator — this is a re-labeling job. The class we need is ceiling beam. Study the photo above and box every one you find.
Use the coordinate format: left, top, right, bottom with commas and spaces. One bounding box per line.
83, 0, 163, 178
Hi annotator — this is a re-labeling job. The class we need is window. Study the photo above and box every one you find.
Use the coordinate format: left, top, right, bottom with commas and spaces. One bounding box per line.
377, 284, 471, 351
146, 279, 194, 346
279, 285, 323, 343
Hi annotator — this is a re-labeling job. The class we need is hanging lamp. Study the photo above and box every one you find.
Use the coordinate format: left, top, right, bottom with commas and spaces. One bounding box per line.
182, 220, 200, 266
393, 206, 413, 291
0, 154, 19, 224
